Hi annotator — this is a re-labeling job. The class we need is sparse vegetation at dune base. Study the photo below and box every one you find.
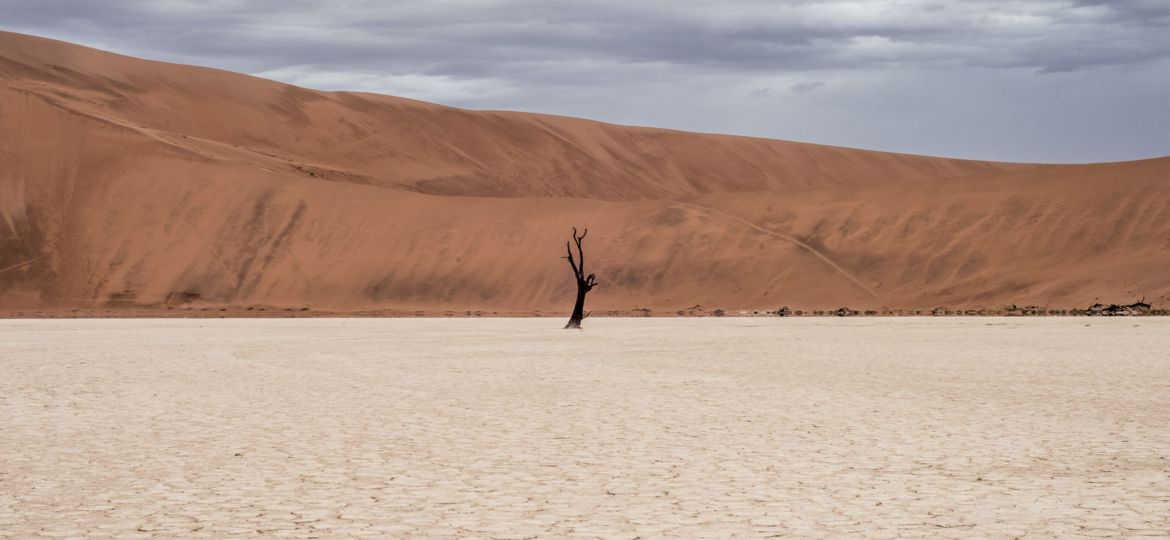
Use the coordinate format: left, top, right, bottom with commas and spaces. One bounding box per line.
614, 299, 1168, 318
655, 300, 1167, 317
3, 299, 1167, 319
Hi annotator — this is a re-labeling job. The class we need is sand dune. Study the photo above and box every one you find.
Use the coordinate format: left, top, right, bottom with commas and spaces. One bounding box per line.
1, 30, 1168, 314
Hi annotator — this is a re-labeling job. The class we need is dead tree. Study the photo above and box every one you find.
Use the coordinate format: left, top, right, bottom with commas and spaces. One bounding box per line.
562, 227, 598, 329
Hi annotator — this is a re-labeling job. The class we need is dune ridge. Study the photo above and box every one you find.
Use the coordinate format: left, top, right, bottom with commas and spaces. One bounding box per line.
2, 30, 1168, 315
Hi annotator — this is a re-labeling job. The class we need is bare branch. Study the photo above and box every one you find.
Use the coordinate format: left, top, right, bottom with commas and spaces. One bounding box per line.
575, 242, 584, 278
565, 241, 581, 278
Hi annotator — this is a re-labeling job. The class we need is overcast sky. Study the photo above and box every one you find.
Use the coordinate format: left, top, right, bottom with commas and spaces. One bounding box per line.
4, 0, 1169, 163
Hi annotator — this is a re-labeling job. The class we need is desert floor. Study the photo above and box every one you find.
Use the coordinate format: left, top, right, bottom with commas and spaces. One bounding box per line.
2, 318, 1169, 538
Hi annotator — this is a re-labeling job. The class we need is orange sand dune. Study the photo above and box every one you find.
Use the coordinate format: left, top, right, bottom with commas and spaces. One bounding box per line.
1, 30, 1167, 314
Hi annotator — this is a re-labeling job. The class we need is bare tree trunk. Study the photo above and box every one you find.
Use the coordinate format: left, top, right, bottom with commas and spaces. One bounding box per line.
566, 283, 588, 329
562, 227, 597, 329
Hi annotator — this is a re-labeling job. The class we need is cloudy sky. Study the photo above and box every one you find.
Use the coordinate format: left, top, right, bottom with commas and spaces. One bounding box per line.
4, 0, 1169, 163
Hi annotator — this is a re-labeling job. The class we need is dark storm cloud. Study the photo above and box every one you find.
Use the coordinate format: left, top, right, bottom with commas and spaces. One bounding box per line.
3, 0, 1169, 162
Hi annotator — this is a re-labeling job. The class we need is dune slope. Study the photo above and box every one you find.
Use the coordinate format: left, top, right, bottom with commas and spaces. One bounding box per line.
1, 30, 1167, 314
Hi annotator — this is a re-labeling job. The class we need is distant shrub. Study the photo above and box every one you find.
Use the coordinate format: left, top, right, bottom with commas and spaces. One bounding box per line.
713, 308, 726, 317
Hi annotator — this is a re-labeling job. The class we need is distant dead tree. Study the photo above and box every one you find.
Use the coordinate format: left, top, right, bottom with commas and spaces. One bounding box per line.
562, 227, 598, 329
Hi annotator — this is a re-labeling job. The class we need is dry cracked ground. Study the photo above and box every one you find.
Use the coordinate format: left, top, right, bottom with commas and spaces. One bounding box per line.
2, 317, 1169, 539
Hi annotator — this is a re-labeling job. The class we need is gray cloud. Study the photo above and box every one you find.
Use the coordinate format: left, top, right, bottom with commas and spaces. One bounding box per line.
3, 0, 1169, 162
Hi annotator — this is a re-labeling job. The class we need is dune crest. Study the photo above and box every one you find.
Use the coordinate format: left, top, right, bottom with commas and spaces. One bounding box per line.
2, 30, 1168, 314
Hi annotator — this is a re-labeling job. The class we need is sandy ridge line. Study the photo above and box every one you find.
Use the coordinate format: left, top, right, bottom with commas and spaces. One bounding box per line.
673, 201, 884, 304
3, 82, 388, 190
